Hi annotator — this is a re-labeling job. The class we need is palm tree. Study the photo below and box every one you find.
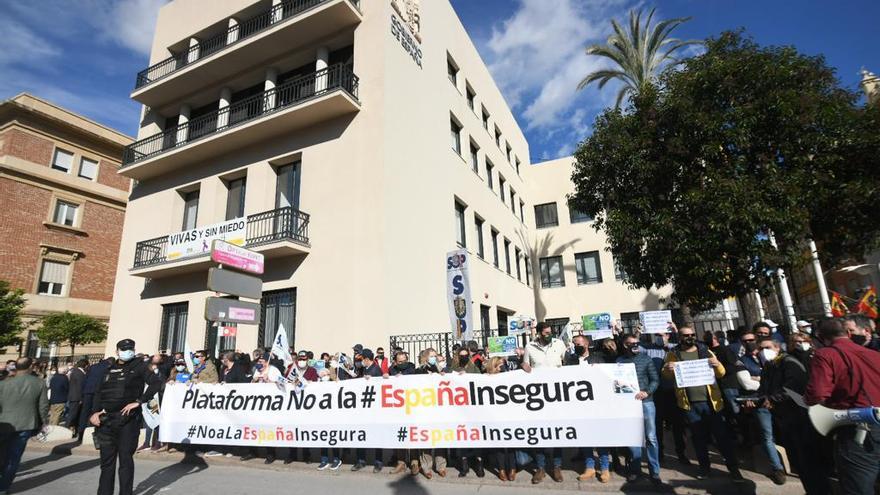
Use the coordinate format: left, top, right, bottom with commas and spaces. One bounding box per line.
578, 7, 701, 108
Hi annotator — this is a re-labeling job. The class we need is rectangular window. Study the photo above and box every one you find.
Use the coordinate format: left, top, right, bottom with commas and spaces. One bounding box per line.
519, 200, 525, 222
510, 190, 516, 214
494, 126, 501, 147
78, 157, 97, 180
515, 157, 521, 175
225, 177, 246, 220
524, 255, 531, 286
160, 302, 188, 353
480, 305, 491, 331
504, 238, 511, 275
534, 202, 559, 228
546, 317, 570, 335
38, 260, 68, 296
469, 141, 479, 173
481, 108, 490, 130
51, 149, 73, 173
486, 161, 494, 191
575, 251, 603, 285
515, 247, 522, 281
474, 215, 484, 258
205, 320, 236, 357
540, 256, 564, 288
497, 310, 509, 336
181, 190, 199, 230
499, 176, 506, 203
491, 229, 499, 268
569, 201, 593, 223
506, 143, 512, 162
450, 118, 462, 155
454, 200, 466, 247
614, 259, 628, 282
259, 288, 296, 348
275, 162, 300, 209
53, 200, 78, 226
466, 85, 476, 110
447, 57, 458, 86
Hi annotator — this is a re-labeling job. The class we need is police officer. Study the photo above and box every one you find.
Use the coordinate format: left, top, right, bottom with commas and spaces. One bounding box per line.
89, 339, 161, 495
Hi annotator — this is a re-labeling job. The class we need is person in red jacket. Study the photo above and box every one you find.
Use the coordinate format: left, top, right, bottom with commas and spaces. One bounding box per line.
374, 347, 390, 375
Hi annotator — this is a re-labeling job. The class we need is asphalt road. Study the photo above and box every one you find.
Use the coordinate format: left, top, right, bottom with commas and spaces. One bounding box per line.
8, 448, 809, 495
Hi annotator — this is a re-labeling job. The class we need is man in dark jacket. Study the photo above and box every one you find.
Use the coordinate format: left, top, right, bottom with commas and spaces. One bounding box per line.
78, 357, 113, 443
219, 352, 249, 384
66, 359, 87, 434
617, 334, 662, 485
352, 349, 385, 473
566, 335, 610, 483
48, 365, 69, 425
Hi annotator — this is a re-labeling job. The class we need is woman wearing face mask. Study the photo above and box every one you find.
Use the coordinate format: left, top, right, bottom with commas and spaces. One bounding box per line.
451, 349, 484, 478
484, 357, 518, 481
413, 348, 447, 479
788, 333, 813, 367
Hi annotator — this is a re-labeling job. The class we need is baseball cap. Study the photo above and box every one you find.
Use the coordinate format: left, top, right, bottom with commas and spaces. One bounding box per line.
764, 319, 779, 328
297, 351, 309, 360
360, 348, 374, 360
353, 344, 364, 354
116, 339, 135, 351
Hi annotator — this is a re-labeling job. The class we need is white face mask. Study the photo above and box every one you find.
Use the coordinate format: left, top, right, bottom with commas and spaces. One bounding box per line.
798, 342, 812, 352
761, 349, 778, 362
175, 365, 186, 372
319, 375, 330, 382
297, 360, 307, 369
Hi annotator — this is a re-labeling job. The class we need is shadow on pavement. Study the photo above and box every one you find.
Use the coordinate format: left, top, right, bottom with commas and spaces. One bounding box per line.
387, 474, 430, 495
134, 450, 209, 495
10, 457, 100, 493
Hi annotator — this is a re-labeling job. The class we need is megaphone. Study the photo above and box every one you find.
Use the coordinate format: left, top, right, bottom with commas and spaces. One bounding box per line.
809, 404, 880, 445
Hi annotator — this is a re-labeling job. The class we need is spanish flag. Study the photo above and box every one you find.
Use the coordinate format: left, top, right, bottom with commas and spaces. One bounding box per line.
855, 286, 878, 319
830, 291, 849, 317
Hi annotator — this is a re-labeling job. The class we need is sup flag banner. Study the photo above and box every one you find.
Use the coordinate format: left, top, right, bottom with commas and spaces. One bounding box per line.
158, 366, 644, 449
446, 249, 473, 342
271, 324, 293, 367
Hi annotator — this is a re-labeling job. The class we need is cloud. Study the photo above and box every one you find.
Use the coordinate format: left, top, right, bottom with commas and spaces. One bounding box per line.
0, 17, 60, 67
475, 0, 636, 161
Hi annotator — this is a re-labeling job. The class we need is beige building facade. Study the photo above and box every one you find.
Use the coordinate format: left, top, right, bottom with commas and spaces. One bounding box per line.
108, 0, 668, 357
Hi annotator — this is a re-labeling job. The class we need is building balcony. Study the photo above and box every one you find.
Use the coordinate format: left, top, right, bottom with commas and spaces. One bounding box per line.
121, 64, 359, 180
131, 206, 309, 278
132, 0, 362, 108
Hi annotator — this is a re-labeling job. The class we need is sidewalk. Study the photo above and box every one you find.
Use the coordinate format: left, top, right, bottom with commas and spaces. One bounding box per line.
26, 437, 805, 494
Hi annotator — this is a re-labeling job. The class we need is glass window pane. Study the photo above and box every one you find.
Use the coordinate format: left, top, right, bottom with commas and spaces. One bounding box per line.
78, 158, 98, 180
182, 190, 199, 230
52, 149, 73, 172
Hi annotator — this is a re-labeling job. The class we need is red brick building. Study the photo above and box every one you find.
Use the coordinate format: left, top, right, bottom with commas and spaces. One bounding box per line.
0, 94, 132, 361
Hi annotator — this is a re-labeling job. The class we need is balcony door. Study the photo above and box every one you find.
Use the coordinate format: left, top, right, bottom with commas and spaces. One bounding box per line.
275, 162, 301, 239
225, 177, 246, 220
181, 190, 199, 230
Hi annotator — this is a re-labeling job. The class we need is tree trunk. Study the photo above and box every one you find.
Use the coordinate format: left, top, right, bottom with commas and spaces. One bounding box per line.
737, 293, 762, 329
70, 344, 76, 357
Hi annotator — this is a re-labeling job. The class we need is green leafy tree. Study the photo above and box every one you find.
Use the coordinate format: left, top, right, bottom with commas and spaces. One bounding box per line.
36, 311, 107, 356
570, 31, 880, 313
578, 7, 701, 108
0, 280, 27, 349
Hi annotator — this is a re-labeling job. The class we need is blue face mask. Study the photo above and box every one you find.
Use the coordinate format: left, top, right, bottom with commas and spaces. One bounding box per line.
427, 356, 438, 366
254, 363, 264, 371
118, 350, 135, 362
193, 357, 202, 366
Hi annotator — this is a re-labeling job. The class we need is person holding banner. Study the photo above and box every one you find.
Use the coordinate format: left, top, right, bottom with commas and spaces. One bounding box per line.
565, 334, 611, 483
485, 356, 517, 481
413, 348, 448, 478
452, 347, 485, 478
617, 335, 662, 486
662, 326, 743, 482
522, 322, 566, 484
351, 349, 385, 473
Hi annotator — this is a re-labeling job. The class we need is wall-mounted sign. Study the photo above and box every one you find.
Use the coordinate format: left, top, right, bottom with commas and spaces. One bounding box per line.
205, 297, 260, 325
211, 239, 264, 274
207, 267, 262, 300
390, 12, 422, 68
167, 218, 246, 261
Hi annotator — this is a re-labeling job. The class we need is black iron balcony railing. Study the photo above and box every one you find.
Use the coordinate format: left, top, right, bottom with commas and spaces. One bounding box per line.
135, 0, 360, 89
133, 206, 309, 269
123, 64, 358, 166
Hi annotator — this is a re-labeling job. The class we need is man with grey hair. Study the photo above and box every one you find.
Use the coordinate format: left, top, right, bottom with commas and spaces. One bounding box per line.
0, 357, 49, 494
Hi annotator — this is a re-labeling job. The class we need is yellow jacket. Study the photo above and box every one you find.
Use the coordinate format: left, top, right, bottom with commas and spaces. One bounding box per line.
662, 347, 725, 412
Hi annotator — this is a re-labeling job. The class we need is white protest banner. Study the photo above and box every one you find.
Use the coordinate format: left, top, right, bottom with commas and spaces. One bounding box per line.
582, 313, 613, 340
271, 324, 293, 367
673, 359, 716, 388
639, 310, 673, 334
446, 249, 473, 342
487, 336, 518, 357
167, 217, 247, 261
596, 363, 640, 394
158, 366, 644, 449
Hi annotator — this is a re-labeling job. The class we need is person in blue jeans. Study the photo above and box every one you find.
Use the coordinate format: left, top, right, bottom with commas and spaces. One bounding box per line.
317, 447, 342, 471
578, 447, 611, 483
0, 357, 50, 494
617, 334, 663, 486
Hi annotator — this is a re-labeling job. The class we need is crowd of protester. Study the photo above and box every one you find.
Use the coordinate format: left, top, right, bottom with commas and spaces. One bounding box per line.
2, 313, 878, 492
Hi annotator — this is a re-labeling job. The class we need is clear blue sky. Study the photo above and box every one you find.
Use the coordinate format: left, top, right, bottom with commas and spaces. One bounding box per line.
2, 1, 877, 164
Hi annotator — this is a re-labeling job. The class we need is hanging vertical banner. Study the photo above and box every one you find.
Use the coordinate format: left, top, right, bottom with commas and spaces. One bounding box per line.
446, 249, 473, 342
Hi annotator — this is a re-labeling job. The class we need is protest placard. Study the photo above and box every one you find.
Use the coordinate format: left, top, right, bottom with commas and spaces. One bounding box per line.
159, 366, 644, 449
639, 310, 673, 334
582, 313, 613, 340
673, 359, 716, 388
487, 335, 518, 357
596, 363, 639, 394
